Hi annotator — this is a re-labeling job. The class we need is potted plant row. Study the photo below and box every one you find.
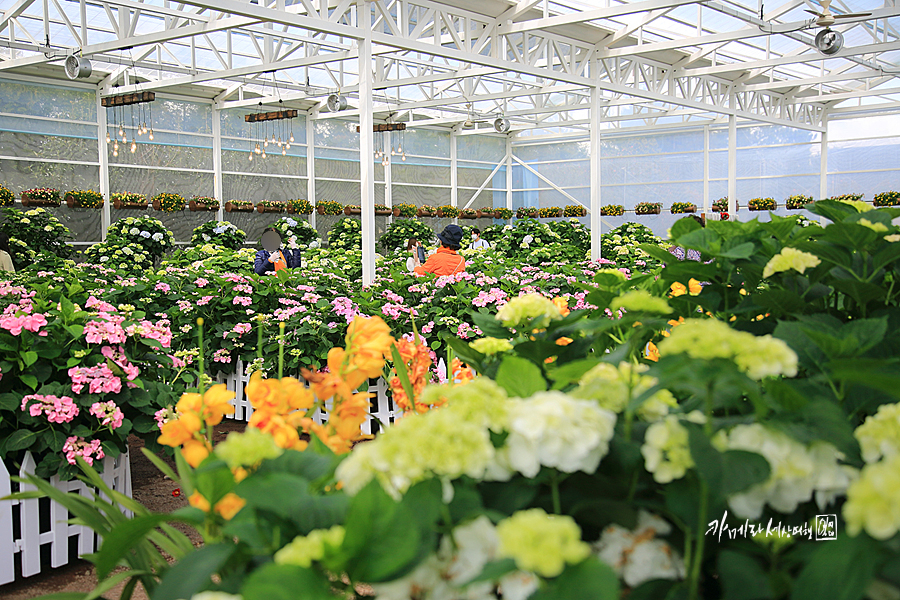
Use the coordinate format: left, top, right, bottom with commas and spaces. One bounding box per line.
152, 193, 186, 212
539, 207, 563, 218
495, 207, 513, 220
564, 204, 587, 217
670, 202, 697, 214
316, 200, 344, 216
600, 204, 625, 216
634, 201, 662, 215
225, 200, 254, 213
65, 189, 104, 209
21, 188, 61, 207
394, 203, 418, 218
748, 197, 777, 211
189, 196, 219, 211
873, 191, 900, 207
112, 192, 147, 210
477, 207, 497, 218
375, 204, 393, 216
344, 205, 362, 216
829, 193, 863, 203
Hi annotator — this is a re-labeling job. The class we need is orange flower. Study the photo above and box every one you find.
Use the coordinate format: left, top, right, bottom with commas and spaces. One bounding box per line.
248, 410, 303, 450
189, 491, 211, 512
246, 372, 314, 413
556, 337, 573, 346
451, 358, 475, 384
552, 297, 571, 317
175, 385, 235, 426
181, 439, 211, 468
214, 493, 246, 520
346, 316, 394, 380
158, 411, 202, 447
645, 341, 660, 362
669, 279, 703, 297
390, 338, 434, 414
331, 392, 372, 440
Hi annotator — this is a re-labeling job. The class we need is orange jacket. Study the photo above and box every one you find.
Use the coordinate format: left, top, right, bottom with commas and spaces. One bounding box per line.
414, 247, 466, 277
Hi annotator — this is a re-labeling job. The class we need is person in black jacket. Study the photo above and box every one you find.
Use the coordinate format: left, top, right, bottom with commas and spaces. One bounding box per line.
254, 227, 301, 275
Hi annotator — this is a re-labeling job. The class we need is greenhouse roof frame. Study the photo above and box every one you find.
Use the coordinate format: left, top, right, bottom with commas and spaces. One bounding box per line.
0, 0, 898, 135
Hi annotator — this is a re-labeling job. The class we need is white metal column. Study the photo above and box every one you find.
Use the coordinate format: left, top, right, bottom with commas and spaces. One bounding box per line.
819, 118, 828, 200
505, 136, 513, 212
590, 85, 602, 261
213, 107, 224, 221
703, 124, 710, 215
727, 114, 737, 216
97, 89, 110, 240
359, 0, 375, 286
384, 130, 392, 225
307, 109, 317, 229
450, 130, 458, 210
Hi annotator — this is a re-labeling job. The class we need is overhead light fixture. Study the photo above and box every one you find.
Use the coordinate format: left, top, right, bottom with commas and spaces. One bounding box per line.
815, 28, 843, 55
493, 117, 511, 134
327, 94, 348, 112
462, 118, 476, 130
64, 55, 92, 79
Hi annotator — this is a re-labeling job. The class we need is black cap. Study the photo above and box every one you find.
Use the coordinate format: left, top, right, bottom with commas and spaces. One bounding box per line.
436, 224, 464, 249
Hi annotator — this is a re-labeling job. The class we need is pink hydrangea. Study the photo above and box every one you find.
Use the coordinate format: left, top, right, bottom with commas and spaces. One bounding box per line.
155, 282, 171, 293
195, 278, 209, 287
84, 313, 127, 344
21, 394, 79, 423
331, 297, 360, 323
85, 296, 117, 312
421, 321, 435, 335
63, 436, 105, 466
155, 406, 175, 429
197, 295, 215, 306
213, 348, 232, 363
101, 346, 141, 380
177, 300, 193, 312
233, 323, 252, 335
233, 296, 252, 306
125, 320, 173, 348
68, 364, 122, 395
382, 303, 419, 320
90, 400, 124, 429
456, 322, 483, 340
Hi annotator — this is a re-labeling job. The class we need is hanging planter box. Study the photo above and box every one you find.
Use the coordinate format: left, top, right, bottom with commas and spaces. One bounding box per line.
459, 210, 478, 219
256, 202, 286, 213
189, 199, 219, 212
225, 201, 254, 213
113, 198, 147, 210
670, 203, 697, 214
748, 198, 777, 211
21, 190, 61, 208
65, 191, 104, 209
375, 209, 393, 216
417, 206, 437, 218
344, 206, 362, 216
437, 206, 460, 218
564, 205, 587, 217
634, 202, 663, 216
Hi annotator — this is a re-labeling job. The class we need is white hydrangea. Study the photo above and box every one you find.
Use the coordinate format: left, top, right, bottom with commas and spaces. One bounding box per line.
713, 424, 855, 519
594, 511, 685, 589
152, 232, 164, 241
498, 392, 617, 478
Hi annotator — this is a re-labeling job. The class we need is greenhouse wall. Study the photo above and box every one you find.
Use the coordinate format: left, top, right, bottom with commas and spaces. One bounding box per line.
1, 75, 898, 244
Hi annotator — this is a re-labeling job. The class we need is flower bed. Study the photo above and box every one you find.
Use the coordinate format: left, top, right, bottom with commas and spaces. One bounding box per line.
0, 207, 73, 267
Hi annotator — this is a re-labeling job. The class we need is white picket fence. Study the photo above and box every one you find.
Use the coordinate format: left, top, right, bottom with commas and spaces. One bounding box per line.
0, 450, 132, 585
218, 358, 449, 433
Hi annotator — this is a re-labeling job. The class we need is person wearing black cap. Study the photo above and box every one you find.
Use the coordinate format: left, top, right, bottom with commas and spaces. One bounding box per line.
414, 224, 467, 276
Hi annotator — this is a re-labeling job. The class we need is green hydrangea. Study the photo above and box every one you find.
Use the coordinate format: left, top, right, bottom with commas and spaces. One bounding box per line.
855, 402, 900, 464
641, 412, 705, 484
762, 247, 821, 278
496, 508, 591, 578
844, 455, 900, 540
274, 525, 345, 568
609, 290, 672, 314
215, 428, 283, 469
420, 378, 511, 433
469, 337, 514, 355
495, 293, 562, 329
658, 318, 798, 380
574, 361, 677, 421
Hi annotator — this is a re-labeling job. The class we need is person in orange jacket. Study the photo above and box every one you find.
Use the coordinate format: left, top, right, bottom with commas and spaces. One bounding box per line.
414, 224, 466, 277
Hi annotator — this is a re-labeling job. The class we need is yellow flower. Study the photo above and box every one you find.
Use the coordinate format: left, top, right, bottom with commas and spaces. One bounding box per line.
158, 411, 202, 447
552, 297, 571, 317
669, 278, 703, 297
645, 341, 660, 362
176, 385, 235, 426
189, 491, 211, 512
214, 493, 246, 520
763, 247, 821, 278
469, 337, 514, 355
181, 439, 211, 468
345, 315, 395, 380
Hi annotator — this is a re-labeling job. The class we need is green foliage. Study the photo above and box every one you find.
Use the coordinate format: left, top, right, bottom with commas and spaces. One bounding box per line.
106, 215, 176, 259
83, 239, 154, 273
601, 222, 667, 274
0, 206, 73, 267
269, 216, 318, 249
327, 217, 362, 250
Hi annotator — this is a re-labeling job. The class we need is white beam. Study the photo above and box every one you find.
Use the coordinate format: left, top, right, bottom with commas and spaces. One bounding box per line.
0, 0, 36, 34
359, 0, 375, 287
500, 0, 703, 34
307, 106, 317, 230
213, 106, 224, 221
590, 83, 601, 261
97, 88, 110, 239
727, 112, 736, 216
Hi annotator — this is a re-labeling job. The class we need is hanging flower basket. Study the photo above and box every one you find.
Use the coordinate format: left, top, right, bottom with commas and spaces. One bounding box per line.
712, 197, 739, 212
189, 196, 219, 211
600, 205, 625, 216
495, 208, 513, 220
785, 194, 814, 210
65, 189, 104, 209
516, 206, 538, 219
111, 192, 147, 210
564, 205, 587, 217
635, 202, 662, 215
316, 200, 344, 216
151, 193, 186, 212
670, 202, 697, 214
344, 205, 362, 216
21, 188, 61, 207
257, 200, 286, 214
437, 206, 460, 218
459, 208, 478, 219
225, 200, 254, 213
873, 191, 900, 207
287, 199, 313, 214
538, 207, 563, 218
374, 204, 393, 216
476, 207, 495, 219
748, 197, 777, 211
394, 203, 418, 218
0, 186, 14, 207
417, 205, 437, 218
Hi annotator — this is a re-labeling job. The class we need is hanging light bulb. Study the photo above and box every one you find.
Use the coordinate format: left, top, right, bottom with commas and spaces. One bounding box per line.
113, 149, 118, 157
402, 152, 407, 161
264, 139, 269, 148
255, 143, 261, 154
122, 132, 127, 143
286, 143, 291, 150
398, 143, 402, 153
249, 153, 253, 162
149, 130, 154, 141
391, 146, 396, 156
106, 132, 111, 143
289, 134, 294, 143
282, 148, 286, 156
278, 137, 283, 147
118, 126, 124, 137
262, 150, 267, 158
130, 142, 137, 153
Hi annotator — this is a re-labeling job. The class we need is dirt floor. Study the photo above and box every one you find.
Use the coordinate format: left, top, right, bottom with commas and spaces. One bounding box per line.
0, 421, 247, 600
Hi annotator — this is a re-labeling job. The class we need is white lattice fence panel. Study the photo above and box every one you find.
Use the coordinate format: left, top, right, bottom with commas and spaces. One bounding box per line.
0, 450, 132, 585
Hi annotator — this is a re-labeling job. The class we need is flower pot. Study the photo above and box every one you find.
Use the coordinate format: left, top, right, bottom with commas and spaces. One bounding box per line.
151, 199, 183, 212
225, 201, 253, 213
670, 206, 697, 214
189, 200, 219, 212
21, 193, 61, 207
636, 208, 661, 215
65, 193, 104, 209
257, 204, 285, 213
375, 209, 393, 216
460, 213, 477, 220
113, 198, 147, 210
392, 207, 401, 217
749, 203, 777, 211
417, 209, 435, 218
285, 205, 297, 214
317, 205, 325, 215
344, 206, 362, 216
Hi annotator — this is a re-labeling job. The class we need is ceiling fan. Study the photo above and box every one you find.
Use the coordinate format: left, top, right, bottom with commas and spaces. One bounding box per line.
805, 0, 871, 28
758, 0, 872, 55
460, 103, 511, 133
